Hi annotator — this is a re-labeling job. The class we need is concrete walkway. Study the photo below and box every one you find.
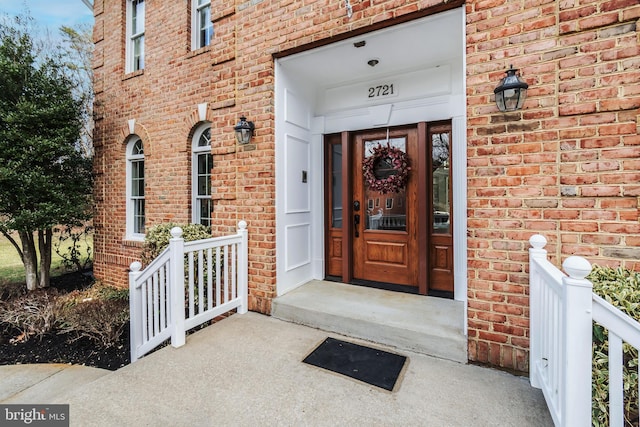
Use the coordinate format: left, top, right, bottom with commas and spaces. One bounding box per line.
0, 363, 109, 404
1, 312, 553, 426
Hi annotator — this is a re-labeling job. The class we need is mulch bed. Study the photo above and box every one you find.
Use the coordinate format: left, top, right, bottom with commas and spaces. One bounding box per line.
0, 271, 130, 371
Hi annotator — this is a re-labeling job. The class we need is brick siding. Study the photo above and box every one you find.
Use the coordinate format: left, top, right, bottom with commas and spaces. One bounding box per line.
466, 0, 640, 371
93, 0, 639, 372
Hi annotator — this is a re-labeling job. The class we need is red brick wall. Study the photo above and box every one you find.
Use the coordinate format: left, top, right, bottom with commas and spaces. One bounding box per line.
93, 0, 639, 372
466, 0, 640, 371
92, 0, 457, 310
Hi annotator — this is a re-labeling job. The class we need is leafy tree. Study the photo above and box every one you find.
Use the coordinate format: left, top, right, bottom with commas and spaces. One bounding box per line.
0, 15, 92, 291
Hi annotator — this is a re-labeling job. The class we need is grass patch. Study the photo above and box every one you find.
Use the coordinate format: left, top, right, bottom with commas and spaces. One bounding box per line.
0, 234, 25, 285
0, 232, 93, 287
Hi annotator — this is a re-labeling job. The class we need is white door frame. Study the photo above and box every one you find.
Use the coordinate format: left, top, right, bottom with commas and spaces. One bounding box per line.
275, 8, 467, 308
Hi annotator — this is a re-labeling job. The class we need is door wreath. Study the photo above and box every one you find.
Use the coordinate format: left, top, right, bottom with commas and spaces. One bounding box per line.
362, 143, 411, 194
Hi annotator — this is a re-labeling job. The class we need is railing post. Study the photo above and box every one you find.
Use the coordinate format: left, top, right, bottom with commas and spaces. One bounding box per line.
129, 261, 143, 363
528, 234, 547, 389
237, 220, 248, 314
169, 227, 186, 348
561, 255, 593, 427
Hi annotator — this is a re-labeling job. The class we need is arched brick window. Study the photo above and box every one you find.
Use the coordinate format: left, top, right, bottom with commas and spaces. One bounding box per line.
126, 136, 145, 238
192, 123, 213, 226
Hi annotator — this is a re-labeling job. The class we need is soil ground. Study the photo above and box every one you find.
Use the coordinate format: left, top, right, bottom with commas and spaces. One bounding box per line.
0, 271, 130, 371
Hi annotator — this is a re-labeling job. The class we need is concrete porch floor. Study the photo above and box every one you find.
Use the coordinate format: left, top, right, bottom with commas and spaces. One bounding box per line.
2, 312, 552, 426
272, 280, 468, 363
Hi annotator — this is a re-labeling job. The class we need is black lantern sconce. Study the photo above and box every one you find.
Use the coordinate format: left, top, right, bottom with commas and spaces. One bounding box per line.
494, 65, 529, 112
234, 115, 255, 145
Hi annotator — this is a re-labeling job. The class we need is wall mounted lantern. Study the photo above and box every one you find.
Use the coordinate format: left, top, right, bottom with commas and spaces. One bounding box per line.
494, 65, 529, 112
234, 115, 255, 144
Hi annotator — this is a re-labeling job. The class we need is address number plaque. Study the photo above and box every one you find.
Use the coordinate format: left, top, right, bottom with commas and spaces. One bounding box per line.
367, 83, 398, 100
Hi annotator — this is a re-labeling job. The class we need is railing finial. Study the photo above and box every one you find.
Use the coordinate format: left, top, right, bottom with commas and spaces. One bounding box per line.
562, 256, 592, 280
130, 261, 142, 272
529, 234, 547, 249
238, 220, 247, 230
170, 226, 183, 239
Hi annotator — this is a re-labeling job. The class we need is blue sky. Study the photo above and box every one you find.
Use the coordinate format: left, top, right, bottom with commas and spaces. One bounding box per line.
0, 0, 93, 32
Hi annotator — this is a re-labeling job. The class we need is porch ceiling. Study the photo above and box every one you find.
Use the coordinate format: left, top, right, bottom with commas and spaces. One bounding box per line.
277, 9, 463, 90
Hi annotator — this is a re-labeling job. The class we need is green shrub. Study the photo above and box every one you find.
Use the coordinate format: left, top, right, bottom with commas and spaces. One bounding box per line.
588, 265, 640, 427
141, 223, 211, 264
141, 223, 220, 312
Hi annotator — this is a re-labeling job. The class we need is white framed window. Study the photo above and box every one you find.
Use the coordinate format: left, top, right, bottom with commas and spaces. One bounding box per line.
126, 0, 145, 72
192, 0, 213, 50
192, 124, 213, 226
126, 137, 145, 239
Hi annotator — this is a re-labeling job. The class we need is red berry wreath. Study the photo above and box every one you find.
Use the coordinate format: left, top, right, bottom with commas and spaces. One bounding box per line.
362, 144, 411, 194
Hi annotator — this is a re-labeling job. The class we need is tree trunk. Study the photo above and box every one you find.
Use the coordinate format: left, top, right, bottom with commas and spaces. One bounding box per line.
19, 231, 39, 291
38, 229, 52, 289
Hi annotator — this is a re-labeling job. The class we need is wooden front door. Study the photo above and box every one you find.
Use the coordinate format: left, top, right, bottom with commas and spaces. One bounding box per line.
352, 127, 418, 286
325, 122, 454, 296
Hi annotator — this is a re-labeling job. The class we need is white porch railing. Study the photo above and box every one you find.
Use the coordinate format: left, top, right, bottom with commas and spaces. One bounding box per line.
529, 234, 640, 427
128, 221, 248, 362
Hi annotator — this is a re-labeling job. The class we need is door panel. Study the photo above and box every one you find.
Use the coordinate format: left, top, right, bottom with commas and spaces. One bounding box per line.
353, 127, 418, 287
365, 239, 407, 264
327, 230, 343, 277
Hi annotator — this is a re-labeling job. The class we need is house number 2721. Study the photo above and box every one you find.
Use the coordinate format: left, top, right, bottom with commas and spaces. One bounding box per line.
368, 84, 395, 98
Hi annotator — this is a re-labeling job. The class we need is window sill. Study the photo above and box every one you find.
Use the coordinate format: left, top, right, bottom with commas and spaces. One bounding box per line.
122, 69, 144, 81
187, 45, 211, 59
123, 237, 145, 247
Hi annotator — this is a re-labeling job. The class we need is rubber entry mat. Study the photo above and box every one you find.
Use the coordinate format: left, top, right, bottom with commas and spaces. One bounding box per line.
303, 337, 407, 391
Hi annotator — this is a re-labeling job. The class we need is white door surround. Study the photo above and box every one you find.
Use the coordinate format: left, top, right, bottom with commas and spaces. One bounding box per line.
274, 8, 467, 307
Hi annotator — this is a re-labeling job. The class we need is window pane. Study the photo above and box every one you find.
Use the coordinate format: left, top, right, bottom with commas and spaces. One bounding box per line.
132, 160, 144, 196
133, 139, 144, 155
134, 199, 145, 234
432, 133, 451, 234
134, 160, 145, 179
198, 5, 213, 48
136, 178, 145, 197
198, 176, 208, 196
132, 0, 145, 34
198, 128, 211, 147
364, 137, 407, 232
331, 144, 342, 228
198, 153, 212, 175
133, 36, 144, 71
199, 199, 212, 226
197, 153, 212, 196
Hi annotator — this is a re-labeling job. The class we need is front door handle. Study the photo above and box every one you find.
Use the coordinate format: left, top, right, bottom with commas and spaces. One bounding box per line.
354, 214, 360, 237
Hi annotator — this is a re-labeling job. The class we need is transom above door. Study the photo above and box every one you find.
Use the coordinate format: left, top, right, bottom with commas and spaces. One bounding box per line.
325, 122, 454, 296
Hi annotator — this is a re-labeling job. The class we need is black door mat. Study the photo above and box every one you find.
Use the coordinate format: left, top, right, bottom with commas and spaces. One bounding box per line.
303, 337, 407, 391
